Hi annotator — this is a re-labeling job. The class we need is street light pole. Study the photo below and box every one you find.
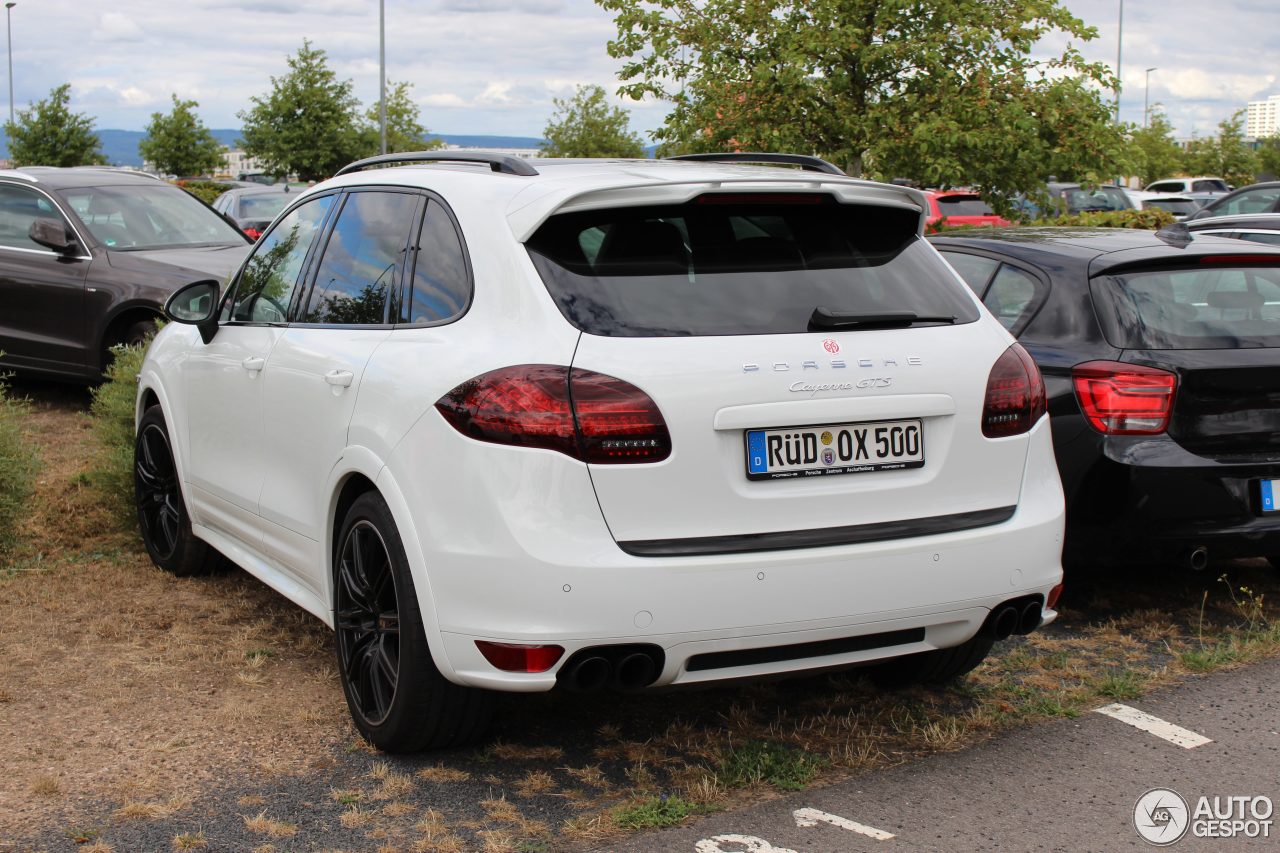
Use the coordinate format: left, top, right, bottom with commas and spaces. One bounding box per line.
1114, 0, 1123, 122
5, 2, 15, 129
379, 0, 386, 155
1144, 67, 1157, 128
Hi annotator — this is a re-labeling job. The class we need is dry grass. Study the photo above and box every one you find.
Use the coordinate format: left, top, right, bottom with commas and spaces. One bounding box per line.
117, 796, 192, 820
172, 831, 208, 850
243, 810, 298, 838
484, 742, 564, 762
513, 769, 557, 797
416, 765, 471, 784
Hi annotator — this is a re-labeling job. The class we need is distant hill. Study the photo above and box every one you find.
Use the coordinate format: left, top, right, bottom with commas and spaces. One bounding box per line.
0, 129, 546, 167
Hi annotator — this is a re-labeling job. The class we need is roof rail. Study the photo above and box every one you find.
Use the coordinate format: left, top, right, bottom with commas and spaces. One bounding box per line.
335, 151, 540, 178
664, 152, 845, 176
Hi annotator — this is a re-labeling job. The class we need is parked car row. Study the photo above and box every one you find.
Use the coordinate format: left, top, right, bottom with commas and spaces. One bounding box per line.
5, 156, 1279, 755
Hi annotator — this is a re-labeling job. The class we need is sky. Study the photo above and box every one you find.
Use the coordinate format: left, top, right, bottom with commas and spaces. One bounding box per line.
2, 0, 1276, 141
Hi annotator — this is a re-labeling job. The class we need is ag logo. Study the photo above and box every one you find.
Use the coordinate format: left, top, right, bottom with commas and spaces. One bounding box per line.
1135, 788, 1190, 845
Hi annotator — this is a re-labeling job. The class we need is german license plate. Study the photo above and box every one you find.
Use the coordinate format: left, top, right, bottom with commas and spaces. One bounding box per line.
745, 419, 925, 481
1261, 479, 1279, 513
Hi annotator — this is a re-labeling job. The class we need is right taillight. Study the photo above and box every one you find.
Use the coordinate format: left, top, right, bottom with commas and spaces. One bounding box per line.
434, 365, 671, 464
982, 344, 1047, 438
1072, 361, 1177, 435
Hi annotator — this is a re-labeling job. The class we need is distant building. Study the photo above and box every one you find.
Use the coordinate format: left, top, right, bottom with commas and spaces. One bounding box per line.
221, 148, 264, 178
1246, 94, 1280, 139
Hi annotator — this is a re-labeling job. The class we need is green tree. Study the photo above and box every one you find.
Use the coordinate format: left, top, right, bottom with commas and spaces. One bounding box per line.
599, 0, 1127, 207
359, 80, 443, 155
1127, 109, 1183, 187
541, 84, 646, 158
1181, 110, 1259, 187
1258, 137, 1280, 181
4, 83, 106, 167
238, 40, 363, 181
138, 95, 224, 176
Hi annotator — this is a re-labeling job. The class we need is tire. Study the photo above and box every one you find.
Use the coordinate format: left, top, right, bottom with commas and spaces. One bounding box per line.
863, 635, 995, 688
134, 407, 218, 576
122, 319, 158, 348
334, 492, 494, 752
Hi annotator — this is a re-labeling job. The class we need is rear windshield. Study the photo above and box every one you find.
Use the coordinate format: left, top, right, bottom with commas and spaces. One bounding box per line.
239, 193, 291, 220
1092, 264, 1280, 349
936, 196, 995, 216
1063, 186, 1130, 213
1144, 198, 1201, 215
525, 198, 979, 336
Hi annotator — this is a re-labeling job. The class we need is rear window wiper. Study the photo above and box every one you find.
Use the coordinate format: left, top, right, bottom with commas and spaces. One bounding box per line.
809, 307, 957, 330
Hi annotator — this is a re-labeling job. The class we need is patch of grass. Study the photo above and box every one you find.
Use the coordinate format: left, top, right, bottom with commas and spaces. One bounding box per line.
612, 795, 704, 830
87, 340, 150, 529
716, 740, 823, 791
0, 373, 37, 558
1095, 670, 1147, 700
172, 831, 208, 850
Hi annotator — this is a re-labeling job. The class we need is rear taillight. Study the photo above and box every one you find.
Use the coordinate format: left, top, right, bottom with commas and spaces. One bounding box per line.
1072, 361, 1177, 435
982, 344, 1047, 438
244, 228, 263, 240
435, 365, 671, 464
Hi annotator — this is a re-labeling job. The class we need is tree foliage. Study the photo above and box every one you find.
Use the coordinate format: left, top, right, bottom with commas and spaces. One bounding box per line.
1181, 110, 1259, 187
1258, 137, 1280, 181
1127, 109, 1184, 187
542, 84, 646, 158
138, 95, 224, 177
4, 84, 106, 167
360, 80, 443, 155
598, 0, 1128, 208
239, 40, 364, 181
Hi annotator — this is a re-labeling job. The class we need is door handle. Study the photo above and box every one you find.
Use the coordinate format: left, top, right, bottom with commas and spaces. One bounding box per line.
242, 356, 266, 372
324, 369, 354, 387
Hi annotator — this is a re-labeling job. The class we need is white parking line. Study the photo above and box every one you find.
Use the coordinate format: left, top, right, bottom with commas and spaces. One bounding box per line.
1094, 703, 1213, 749
794, 807, 896, 840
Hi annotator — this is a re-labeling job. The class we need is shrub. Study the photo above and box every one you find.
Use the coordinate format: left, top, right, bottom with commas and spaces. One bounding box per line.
88, 342, 150, 528
0, 373, 37, 556
1032, 208, 1177, 229
177, 179, 235, 206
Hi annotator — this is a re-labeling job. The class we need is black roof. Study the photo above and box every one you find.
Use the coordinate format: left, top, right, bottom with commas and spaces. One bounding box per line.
929, 226, 1280, 276
1185, 213, 1280, 232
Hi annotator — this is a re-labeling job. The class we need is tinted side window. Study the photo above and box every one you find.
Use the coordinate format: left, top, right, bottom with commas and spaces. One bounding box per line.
983, 265, 1044, 333
228, 194, 335, 323
1220, 188, 1280, 216
938, 250, 1000, 295
1237, 231, 1280, 247
404, 200, 470, 325
302, 191, 417, 325
0, 185, 69, 251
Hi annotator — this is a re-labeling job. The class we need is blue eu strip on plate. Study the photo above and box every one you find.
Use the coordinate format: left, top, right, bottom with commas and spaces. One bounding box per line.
747, 431, 767, 475
1263, 479, 1277, 513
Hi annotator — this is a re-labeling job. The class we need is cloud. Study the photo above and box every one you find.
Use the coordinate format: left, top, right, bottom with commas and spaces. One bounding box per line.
439, 0, 565, 13
92, 12, 144, 43
420, 93, 468, 109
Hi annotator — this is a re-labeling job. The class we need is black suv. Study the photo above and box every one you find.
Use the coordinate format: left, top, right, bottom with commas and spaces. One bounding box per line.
0, 167, 250, 380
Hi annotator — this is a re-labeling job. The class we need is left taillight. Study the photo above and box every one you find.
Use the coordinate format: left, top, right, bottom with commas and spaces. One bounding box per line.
475, 641, 564, 673
1072, 360, 1177, 435
244, 228, 263, 240
435, 365, 671, 464
982, 344, 1047, 438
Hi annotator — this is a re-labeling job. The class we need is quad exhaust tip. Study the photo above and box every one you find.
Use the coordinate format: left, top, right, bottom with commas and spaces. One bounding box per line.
557, 645, 664, 693
1187, 546, 1209, 572
983, 595, 1045, 640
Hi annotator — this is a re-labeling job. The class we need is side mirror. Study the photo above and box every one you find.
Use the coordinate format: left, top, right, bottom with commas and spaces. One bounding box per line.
29, 217, 77, 254
164, 280, 220, 344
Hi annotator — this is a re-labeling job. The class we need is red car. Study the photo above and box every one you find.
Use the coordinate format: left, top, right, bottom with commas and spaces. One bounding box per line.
923, 191, 1012, 233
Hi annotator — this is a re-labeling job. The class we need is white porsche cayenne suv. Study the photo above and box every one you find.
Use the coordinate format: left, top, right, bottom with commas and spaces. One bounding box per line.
135, 152, 1065, 752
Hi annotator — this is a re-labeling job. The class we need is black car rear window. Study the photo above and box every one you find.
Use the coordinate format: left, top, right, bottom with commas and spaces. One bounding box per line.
525, 198, 979, 336
1092, 264, 1280, 349
936, 196, 995, 216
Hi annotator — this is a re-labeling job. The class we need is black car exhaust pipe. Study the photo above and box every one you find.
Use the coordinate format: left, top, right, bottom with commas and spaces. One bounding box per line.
563, 655, 611, 692
989, 605, 1020, 640
1187, 547, 1209, 571
612, 651, 660, 690
1016, 600, 1043, 635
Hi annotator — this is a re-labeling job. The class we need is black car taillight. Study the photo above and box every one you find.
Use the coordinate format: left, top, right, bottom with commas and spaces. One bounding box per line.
1072, 361, 1177, 435
435, 365, 671, 464
982, 344, 1047, 438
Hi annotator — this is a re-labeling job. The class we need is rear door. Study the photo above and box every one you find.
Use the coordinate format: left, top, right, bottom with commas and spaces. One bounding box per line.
526, 195, 1031, 548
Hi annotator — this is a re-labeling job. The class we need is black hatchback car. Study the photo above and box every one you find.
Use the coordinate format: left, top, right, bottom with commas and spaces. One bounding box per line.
930, 227, 1280, 570
0, 167, 251, 381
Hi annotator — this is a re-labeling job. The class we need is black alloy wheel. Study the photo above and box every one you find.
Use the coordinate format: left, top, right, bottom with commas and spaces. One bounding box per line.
332, 492, 494, 752
133, 407, 216, 576
335, 520, 401, 727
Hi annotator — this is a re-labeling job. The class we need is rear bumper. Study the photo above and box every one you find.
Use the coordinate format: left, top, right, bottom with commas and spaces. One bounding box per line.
1062, 432, 1280, 563
391, 418, 1064, 691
